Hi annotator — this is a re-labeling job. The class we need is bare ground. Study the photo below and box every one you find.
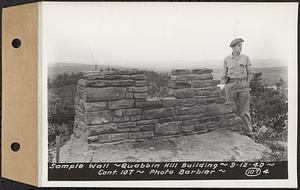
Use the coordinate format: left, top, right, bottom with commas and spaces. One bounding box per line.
57, 129, 271, 163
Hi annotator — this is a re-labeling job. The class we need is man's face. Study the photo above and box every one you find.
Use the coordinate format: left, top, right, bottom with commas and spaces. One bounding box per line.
232, 42, 242, 54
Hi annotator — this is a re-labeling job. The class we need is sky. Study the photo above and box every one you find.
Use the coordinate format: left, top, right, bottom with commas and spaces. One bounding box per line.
42, 2, 298, 69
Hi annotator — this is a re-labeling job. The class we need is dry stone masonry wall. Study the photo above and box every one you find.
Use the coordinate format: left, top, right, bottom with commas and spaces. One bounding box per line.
74, 68, 243, 144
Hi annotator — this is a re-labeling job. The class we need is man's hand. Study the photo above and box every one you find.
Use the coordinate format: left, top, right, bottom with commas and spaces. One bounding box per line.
223, 76, 230, 84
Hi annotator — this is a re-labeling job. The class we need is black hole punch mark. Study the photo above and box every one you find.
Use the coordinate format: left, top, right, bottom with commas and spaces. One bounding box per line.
11, 142, 20, 152
11, 39, 21, 48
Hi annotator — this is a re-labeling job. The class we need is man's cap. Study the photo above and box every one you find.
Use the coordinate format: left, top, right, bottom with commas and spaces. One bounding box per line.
230, 38, 244, 47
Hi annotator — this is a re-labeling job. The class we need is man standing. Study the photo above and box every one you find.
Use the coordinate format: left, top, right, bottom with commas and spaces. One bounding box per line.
223, 38, 254, 139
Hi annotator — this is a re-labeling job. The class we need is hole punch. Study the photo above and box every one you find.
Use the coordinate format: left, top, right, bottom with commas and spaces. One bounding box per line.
11, 142, 20, 152
11, 39, 21, 48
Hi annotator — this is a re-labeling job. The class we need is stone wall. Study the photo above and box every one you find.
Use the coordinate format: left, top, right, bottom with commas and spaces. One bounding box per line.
73, 68, 243, 144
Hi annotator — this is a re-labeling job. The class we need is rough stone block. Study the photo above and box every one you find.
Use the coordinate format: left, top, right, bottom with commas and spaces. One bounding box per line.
223, 113, 238, 119
111, 80, 135, 87
181, 125, 195, 133
180, 119, 199, 126
213, 80, 221, 85
77, 85, 84, 92
82, 101, 107, 112
194, 124, 207, 133
87, 123, 118, 136
134, 93, 148, 99
170, 73, 213, 81
117, 127, 140, 133
75, 109, 85, 122
175, 106, 205, 116
118, 122, 137, 129
85, 110, 112, 125
196, 98, 216, 105
137, 119, 158, 126
191, 68, 213, 74
114, 109, 125, 117
169, 81, 191, 89
206, 121, 218, 131
209, 115, 222, 122
75, 104, 83, 113
112, 116, 131, 123
126, 93, 134, 99
169, 89, 194, 99
129, 131, 154, 139
195, 86, 221, 91
143, 107, 174, 120
80, 71, 106, 80
74, 120, 83, 130
194, 90, 222, 97
131, 115, 142, 121
84, 87, 126, 102
158, 117, 174, 123
105, 74, 130, 80
174, 114, 203, 121
87, 136, 98, 143
135, 99, 162, 108
128, 87, 148, 93
206, 98, 217, 105
162, 97, 182, 107
215, 97, 227, 104
98, 133, 128, 143
135, 80, 147, 87
139, 124, 156, 132
155, 122, 180, 135
73, 126, 83, 138
182, 98, 197, 106
194, 95, 223, 100
74, 118, 86, 129
76, 88, 85, 100
199, 117, 210, 123
108, 99, 135, 110
102, 70, 119, 75
131, 74, 147, 80
78, 79, 111, 87
171, 69, 192, 75
174, 107, 191, 116
126, 108, 142, 116
214, 119, 227, 128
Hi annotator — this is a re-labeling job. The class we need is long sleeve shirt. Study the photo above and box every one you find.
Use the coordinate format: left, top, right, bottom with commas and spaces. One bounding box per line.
223, 54, 253, 80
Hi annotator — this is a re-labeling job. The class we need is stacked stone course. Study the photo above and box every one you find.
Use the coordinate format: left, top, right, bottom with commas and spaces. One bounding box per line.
74, 68, 243, 144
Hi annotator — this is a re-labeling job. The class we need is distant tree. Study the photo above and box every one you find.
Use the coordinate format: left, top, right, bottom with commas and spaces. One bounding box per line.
276, 78, 288, 98
249, 72, 265, 97
48, 73, 79, 147
250, 73, 288, 132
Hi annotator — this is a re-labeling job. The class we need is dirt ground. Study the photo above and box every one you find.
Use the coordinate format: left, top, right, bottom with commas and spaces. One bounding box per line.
58, 129, 271, 163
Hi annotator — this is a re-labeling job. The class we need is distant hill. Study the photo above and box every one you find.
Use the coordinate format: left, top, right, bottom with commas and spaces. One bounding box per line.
212, 66, 287, 86
48, 63, 137, 79
48, 63, 90, 79
48, 59, 287, 85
